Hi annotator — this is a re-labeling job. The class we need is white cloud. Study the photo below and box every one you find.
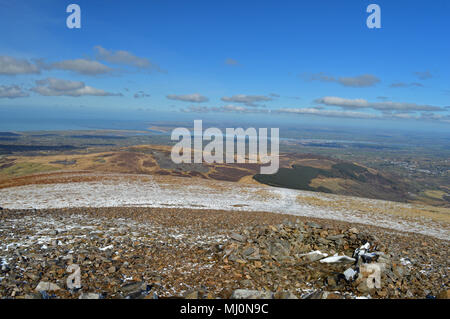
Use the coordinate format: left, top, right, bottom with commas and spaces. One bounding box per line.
389, 82, 423, 88
276, 107, 379, 119
94, 46, 162, 72
182, 104, 269, 113
0, 56, 40, 75
49, 59, 113, 75
31, 78, 121, 97
0, 85, 29, 98
180, 103, 450, 123
315, 96, 444, 112
414, 71, 432, 80
308, 73, 380, 87
167, 93, 209, 103
338, 74, 380, 87
220, 94, 272, 106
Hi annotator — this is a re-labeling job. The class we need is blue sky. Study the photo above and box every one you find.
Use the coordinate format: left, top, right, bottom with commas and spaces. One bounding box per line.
0, 0, 449, 130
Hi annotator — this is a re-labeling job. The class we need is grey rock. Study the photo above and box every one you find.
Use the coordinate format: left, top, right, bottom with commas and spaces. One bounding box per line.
327, 234, 345, 241
302, 251, 328, 262
230, 232, 246, 242
35, 281, 61, 292
184, 290, 199, 299
306, 222, 322, 229
243, 247, 255, 256
269, 242, 289, 257
231, 289, 273, 299
275, 291, 298, 299
121, 281, 146, 294
79, 292, 101, 299
303, 291, 323, 299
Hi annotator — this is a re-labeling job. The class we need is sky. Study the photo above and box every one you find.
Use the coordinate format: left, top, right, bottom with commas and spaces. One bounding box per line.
0, 0, 449, 131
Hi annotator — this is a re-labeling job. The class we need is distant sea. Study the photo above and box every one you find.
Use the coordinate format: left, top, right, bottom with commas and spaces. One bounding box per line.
0, 118, 153, 132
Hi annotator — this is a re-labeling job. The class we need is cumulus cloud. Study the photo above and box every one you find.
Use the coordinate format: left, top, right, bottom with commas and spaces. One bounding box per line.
182, 104, 269, 114
94, 46, 162, 72
167, 93, 209, 103
220, 94, 272, 106
389, 82, 423, 88
382, 112, 450, 122
414, 71, 433, 80
48, 59, 113, 75
338, 74, 380, 87
31, 78, 121, 97
315, 96, 444, 112
419, 113, 450, 121
0, 56, 40, 75
0, 85, 29, 98
180, 103, 449, 123
183, 105, 379, 119
275, 107, 379, 119
308, 73, 380, 87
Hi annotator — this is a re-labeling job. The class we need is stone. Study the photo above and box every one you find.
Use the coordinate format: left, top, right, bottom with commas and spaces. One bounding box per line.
121, 281, 146, 294
375, 252, 391, 264
322, 292, 343, 299
242, 247, 255, 256
303, 291, 323, 299
327, 234, 345, 241
231, 289, 273, 299
184, 290, 199, 299
35, 281, 61, 292
306, 222, 322, 229
326, 276, 337, 287
245, 247, 261, 261
230, 233, 246, 242
274, 291, 298, 299
79, 292, 101, 299
269, 242, 289, 257
357, 280, 372, 294
301, 250, 328, 262
2, 207, 444, 300
393, 265, 408, 278
25, 272, 39, 281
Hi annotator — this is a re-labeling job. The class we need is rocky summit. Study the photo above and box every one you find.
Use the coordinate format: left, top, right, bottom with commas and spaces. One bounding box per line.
0, 207, 448, 299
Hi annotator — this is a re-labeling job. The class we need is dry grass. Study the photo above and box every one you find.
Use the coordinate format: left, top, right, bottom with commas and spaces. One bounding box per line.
309, 177, 352, 192
424, 190, 446, 200
296, 194, 450, 224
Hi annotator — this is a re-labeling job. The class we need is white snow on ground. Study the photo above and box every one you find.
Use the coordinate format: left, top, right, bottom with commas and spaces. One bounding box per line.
0, 176, 448, 240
